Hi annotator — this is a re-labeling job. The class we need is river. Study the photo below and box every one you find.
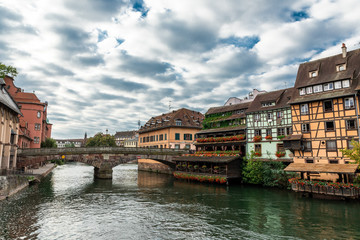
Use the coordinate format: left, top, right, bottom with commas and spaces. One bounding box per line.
1, 162, 360, 240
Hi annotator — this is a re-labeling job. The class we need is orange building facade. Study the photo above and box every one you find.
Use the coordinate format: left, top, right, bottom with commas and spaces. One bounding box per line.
4, 76, 52, 149
284, 44, 360, 182
138, 108, 204, 150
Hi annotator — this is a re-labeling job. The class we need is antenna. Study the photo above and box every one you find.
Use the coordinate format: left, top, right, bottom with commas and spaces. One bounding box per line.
138, 120, 141, 129
169, 100, 172, 111
284, 81, 287, 89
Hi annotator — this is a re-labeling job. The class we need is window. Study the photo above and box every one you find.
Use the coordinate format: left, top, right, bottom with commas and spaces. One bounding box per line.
286, 127, 293, 135
267, 113, 272, 120
266, 129, 272, 137
306, 87, 313, 94
175, 144, 180, 149
302, 123, 310, 133
35, 123, 41, 131
254, 129, 261, 136
277, 143, 285, 152
262, 102, 275, 107
156, 135, 158, 141
301, 104, 309, 115
184, 134, 192, 140
326, 140, 337, 151
34, 137, 40, 144
165, 134, 167, 140
303, 141, 312, 151
348, 140, 354, 149
306, 159, 314, 163
140, 138, 142, 143
276, 111, 283, 118
254, 114, 261, 122
323, 100, 333, 112
37, 111, 41, 118
277, 128, 285, 136
255, 144, 261, 154
344, 97, 355, 109
159, 134, 163, 141
313, 85, 323, 93
323, 83, 333, 91
175, 133, 180, 140
175, 120, 182, 126
299, 88, 306, 95
325, 121, 335, 131
335, 81, 342, 89
337, 64, 346, 71
309, 71, 318, 78
184, 144, 190, 149
343, 80, 350, 88
346, 119, 357, 130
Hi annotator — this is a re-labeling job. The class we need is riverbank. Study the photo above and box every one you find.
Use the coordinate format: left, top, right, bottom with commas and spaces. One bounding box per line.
0, 163, 56, 200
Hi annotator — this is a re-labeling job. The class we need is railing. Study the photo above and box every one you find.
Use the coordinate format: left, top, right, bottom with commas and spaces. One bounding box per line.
0, 168, 33, 176
18, 147, 190, 157
291, 182, 360, 197
175, 165, 227, 176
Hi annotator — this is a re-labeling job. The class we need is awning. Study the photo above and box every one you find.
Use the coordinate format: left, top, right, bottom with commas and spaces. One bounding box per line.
173, 156, 240, 163
283, 134, 302, 141
284, 163, 359, 174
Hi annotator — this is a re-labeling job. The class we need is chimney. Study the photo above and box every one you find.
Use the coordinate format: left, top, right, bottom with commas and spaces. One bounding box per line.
342, 43, 347, 58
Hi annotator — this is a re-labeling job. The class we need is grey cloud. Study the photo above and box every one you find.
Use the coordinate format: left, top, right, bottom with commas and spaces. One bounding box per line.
101, 76, 148, 92
0, 6, 37, 35
34, 63, 74, 77
92, 92, 135, 102
54, 25, 96, 55
75, 55, 105, 67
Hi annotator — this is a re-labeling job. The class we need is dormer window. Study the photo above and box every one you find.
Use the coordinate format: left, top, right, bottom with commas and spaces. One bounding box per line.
299, 88, 306, 96
309, 71, 318, 78
335, 81, 342, 89
175, 120, 182, 126
261, 102, 275, 107
337, 64, 346, 72
342, 79, 350, 88
313, 85, 323, 93
306, 87, 312, 94
323, 83, 333, 91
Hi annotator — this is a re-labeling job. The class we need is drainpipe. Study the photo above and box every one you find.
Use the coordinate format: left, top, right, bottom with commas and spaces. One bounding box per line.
355, 93, 360, 141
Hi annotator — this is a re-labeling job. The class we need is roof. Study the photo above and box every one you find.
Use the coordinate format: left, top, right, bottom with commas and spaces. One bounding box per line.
196, 125, 246, 134
139, 108, 204, 133
206, 102, 251, 115
290, 46, 360, 104
114, 130, 137, 138
173, 156, 240, 163
246, 88, 295, 113
284, 163, 359, 174
283, 134, 303, 141
0, 83, 22, 115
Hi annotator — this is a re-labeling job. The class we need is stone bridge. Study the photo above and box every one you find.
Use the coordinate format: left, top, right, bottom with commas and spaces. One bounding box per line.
17, 147, 189, 179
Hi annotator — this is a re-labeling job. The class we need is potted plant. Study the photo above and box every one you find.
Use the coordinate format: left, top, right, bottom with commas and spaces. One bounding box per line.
194, 165, 199, 170
253, 135, 262, 142
254, 152, 262, 157
275, 151, 285, 158
277, 135, 285, 140
265, 135, 272, 140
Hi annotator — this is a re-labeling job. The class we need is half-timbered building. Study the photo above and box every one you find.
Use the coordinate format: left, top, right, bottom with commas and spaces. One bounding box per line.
284, 44, 360, 182
246, 88, 294, 162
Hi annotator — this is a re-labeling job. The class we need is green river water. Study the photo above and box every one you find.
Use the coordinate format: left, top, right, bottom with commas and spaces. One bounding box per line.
1, 162, 360, 240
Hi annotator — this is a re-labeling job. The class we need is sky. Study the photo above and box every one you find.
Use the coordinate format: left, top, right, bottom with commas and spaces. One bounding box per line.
1, 0, 360, 139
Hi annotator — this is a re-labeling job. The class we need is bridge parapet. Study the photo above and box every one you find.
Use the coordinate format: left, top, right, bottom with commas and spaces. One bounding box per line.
18, 147, 189, 157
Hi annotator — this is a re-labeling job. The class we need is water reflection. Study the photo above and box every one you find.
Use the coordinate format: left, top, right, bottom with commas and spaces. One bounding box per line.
1, 163, 360, 239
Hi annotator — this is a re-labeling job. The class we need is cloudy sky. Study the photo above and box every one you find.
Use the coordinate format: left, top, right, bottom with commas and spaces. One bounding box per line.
1, 0, 360, 139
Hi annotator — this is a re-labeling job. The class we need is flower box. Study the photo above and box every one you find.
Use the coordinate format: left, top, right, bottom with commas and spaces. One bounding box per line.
254, 152, 262, 157
298, 184, 305, 191
291, 183, 298, 191
277, 135, 286, 140
275, 151, 286, 158
319, 186, 328, 195
253, 136, 262, 142
265, 135, 272, 140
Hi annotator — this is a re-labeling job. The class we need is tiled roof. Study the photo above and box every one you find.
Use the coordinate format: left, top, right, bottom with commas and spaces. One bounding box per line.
139, 108, 204, 133
114, 130, 137, 138
206, 102, 251, 115
0, 84, 22, 115
14, 92, 41, 104
290, 46, 360, 104
284, 163, 359, 174
246, 88, 295, 113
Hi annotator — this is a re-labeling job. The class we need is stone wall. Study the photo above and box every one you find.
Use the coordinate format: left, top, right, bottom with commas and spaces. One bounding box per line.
0, 175, 29, 200
138, 159, 172, 174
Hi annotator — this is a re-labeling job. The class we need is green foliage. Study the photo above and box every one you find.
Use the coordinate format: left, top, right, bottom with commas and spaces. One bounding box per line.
202, 112, 233, 129
340, 140, 360, 163
242, 151, 296, 188
51, 159, 64, 165
86, 132, 116, 147
41, 138, 57, 148
65, 142, 75, 148
0, 62, 18, 78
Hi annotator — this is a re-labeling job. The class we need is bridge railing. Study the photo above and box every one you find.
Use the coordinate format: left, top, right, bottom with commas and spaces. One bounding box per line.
18, 147, 190, 157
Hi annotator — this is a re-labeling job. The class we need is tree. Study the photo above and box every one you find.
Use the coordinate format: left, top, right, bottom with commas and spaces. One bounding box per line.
340, 140, 360, 163
65, 142, 75, 148
86, 133, 116, 147
0, 62, 18, 78
41, 138, 58, 148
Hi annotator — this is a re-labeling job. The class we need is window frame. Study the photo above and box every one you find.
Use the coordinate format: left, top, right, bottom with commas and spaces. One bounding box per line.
299, 88, 306, 95
326, 140, 337, 152
343, 79, 350, 88
313, 84, 323, 93
254, 129, 261, 136
344, 97, 355, 109
346, 119, 357, 130
323, 82, 334, 91
254, 144, 261, 154
303, 141, 312, 152
334, 81, 342, 89
175, 133, 180, 140
300, 103, 309, 115
325, 121, 335, 132
301, 123, 310, 133
323, 100, 333, 112
277, 128, 285, 136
